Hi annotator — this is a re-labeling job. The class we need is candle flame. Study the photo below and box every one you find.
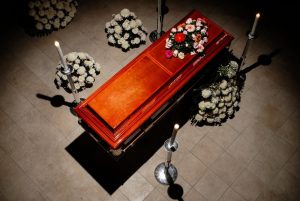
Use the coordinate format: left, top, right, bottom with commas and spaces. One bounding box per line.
54, 41, 60, 47
256, 13, 260, 18
174, 124, 179, 129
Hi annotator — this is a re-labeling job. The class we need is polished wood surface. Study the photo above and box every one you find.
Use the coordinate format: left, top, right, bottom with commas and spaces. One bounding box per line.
75, 9, 234, 149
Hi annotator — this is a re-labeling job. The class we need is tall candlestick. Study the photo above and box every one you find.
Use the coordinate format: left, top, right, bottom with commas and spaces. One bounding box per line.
169, 124, 179, 145
54, 41, 68, 70
250, 13, 260, 36
157, 0, 162, 36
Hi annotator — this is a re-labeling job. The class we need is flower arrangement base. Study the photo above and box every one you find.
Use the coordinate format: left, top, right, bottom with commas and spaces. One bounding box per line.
149, 30, 165, 42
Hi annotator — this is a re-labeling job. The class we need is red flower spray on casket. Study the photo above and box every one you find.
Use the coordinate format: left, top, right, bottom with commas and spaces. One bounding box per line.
165, 17, 208, 59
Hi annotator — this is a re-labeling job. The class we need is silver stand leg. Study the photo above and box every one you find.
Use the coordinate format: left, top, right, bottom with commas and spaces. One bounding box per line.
62, 64, 81, 105
149, 0, 165, 42
237, 33, 255, 75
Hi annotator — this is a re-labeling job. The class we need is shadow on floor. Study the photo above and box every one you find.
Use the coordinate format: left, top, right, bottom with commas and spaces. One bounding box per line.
65, 92, 193, 194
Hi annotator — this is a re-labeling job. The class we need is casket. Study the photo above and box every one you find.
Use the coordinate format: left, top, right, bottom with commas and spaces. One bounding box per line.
75, 10, 233, 154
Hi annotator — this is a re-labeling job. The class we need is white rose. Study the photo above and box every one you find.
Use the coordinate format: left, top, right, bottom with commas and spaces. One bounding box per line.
95, 63, 101, 72
57, 10, 64, 18
114, 13, 122, 21
74, 83, 80, 90
198, 101, 206, 111
136, 19, 142, 26
78, 76, 85, 83
124, 33, 130, 40
114, 33, 121, 39
114, 25, 122, 34
120, 8, 130, 17
36, 22, 43, 30
201, 89, 212, 98
178, 52, 185, 59
77, 52, 86, 60
86, 76, 94, 84
134, 37, 140, 44
108, 35, 116, 44
130, 11, 136, 18
121, 41, 130, 49
173, 50, 178, 57
73, 64, 79, 70
67, 53, 77, 62
219, 80, 228, 89
45, 23, 51, 30
89, 69, 95, 74
84, 60, 93, 67
195, 114, 203, 121
77, 67, 86, 75
130, 20, 137, 28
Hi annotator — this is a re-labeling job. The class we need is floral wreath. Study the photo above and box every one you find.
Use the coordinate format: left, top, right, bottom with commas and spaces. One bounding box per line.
27, 0, 78, 36
54, 52, 101, 93
105, 8, 148, 51
165, 17, 208, 59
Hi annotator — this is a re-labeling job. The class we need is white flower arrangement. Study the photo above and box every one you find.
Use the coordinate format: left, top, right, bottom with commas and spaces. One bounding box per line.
27, 0, 78, 34
191, 60, 241, 125
54, 52, 101, 93
105, 8, 148, 51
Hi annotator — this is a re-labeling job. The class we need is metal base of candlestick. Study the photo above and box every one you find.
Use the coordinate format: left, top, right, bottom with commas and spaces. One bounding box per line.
154, 162, 178, 185
149, 30, 165, 42
164, 139, 178, 152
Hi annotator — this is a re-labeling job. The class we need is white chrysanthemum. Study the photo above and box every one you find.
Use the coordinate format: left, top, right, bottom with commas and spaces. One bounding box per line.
51, 0, 57, 4
123, 33, 130, 40
222, 89, 230, 95
45, 23, 51, 30
224, 94, 232, 102
77, 67, 86, 75
61, 21, 67, 27
219, 113, 226, 119
219, 80, 228, 89
78, 76, 85, 83
36, 22, 43, 30
218, 102, 224, 108
114, 25, 122, 34
129, 20, 137, 28
89, 69, 95, 75
57, 10, 64, 18
74, 83, 80, 90
229, 60, 239, 69
84, 60, 93, 67
74, 59, 80, 64
198, 101, 206, 111
43, 1, 50, 8
207, 118, 214, 123
67, 53, 77, 62
195, 114, 203, 121
120, 8, 130, 17
107, 28, 114, 34
201, 89, 212, 98
178, 52, 185, 59
86, 76, 94, 84
214, 117, 221, 123
199, 110, 205, 115
141, 33, 146, 41
114, 33, 121, 39
105, 22, 111, 29
61, 74, 67, 80
29, 9, 36, 16
110, 19, 117, 26
95, 63, 101, 72
213, 108, 219, 115
132, 28, 139, 34
134, 37, 140, 44
136, 19, 142, 26
185, 18, 192, 24
56, 2, 64, 9
73, 64, 79, 70
121, 41, 130, 49
227, 107, 234, 116
108, 35, 116, 44
114, 13, 122, 21
130, 11, 136, 18
72, 76, 78, 81
211, 97, 219, 104
165, 38, 173, 48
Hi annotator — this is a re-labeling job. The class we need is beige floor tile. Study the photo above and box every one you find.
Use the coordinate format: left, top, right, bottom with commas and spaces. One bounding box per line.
194, 170, 228, 201
120, 172, 154, 201
284, 149, 300, 179
228, 121, 272, 165
228, 108, 256, 133
191, 136, 224, 166
207, 123, 240, 149
210, 152, 245, 185
0, 153, 47, 201
276, 118, 300, 146
218, 188, 245, 201
105, 190, 129, 201
184, 188, 208, 201
143, 187, 168, 201
232, 169, 264, 201
176, 153, 207, 186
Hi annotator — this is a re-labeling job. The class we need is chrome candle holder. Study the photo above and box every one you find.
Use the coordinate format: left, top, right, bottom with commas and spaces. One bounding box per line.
154, 124, 179, 185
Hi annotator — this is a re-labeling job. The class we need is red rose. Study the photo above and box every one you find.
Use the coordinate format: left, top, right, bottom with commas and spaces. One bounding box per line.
174, 33, 185, 43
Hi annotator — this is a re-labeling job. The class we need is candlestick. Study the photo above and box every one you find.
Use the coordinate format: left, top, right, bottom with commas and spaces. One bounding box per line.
157, 0, 162, 36
54, 41, 68, 70
250, 13, 260, 36
169, 124, 179, 145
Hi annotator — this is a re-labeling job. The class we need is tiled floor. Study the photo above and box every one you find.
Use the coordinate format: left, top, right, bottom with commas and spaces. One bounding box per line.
0, 0, 299, 200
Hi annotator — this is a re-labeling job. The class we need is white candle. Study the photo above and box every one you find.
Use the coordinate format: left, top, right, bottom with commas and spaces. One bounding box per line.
250, 13, 260, 36
169, 124, 180, 145
54, 41, 68, 70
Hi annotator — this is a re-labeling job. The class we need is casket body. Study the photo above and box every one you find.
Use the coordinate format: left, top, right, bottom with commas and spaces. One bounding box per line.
75, 10, 233, 152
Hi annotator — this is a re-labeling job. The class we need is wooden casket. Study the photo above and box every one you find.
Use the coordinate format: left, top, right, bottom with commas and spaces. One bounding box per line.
75, 10, 234, 155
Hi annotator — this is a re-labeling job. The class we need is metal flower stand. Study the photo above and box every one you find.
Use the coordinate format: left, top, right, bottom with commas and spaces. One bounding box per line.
149, 0, 167, 42
154, 124, 179, 185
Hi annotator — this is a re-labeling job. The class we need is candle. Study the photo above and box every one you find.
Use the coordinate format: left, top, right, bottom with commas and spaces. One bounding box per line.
250, 13, 260, 36
169, 124, 180, 145
54, 41, 68, 70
